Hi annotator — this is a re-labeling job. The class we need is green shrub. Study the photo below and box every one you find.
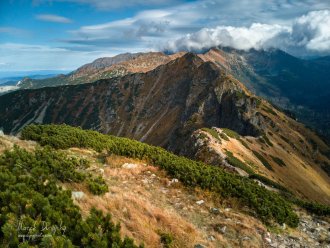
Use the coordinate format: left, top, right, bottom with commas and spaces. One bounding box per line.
235, 90, 246, 100
201, 128, 220, 141
222, 128, 240, 139
0, 145, 140, 247
21, 124, 301, 227
280, 135, 290, 144
262, 106, 277, 116
239, 139, 250, 149
246, 171, 330, 218
254, 97, 262, 107
197, 133, 208, 140
258, 137, 266, 144
270, 155, 286, 167
262, 135, 273, 147
219, 132, 229, 141
159, 232, 173, 248
280, 135, 297, 150
87, 176, 108, 195
252, 151, 273, 171
249, 174, 291, 193
225, 151, 254, 175
292, 199, 330, 216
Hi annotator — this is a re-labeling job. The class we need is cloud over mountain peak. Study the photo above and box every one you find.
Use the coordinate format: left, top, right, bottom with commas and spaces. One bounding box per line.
164, 10, 330, 56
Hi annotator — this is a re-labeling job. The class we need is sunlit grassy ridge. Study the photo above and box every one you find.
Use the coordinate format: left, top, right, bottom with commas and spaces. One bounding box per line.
21, 124, 300, 227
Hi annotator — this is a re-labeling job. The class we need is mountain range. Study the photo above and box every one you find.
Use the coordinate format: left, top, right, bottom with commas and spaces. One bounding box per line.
0, 51, 329, 205
9, 47, 330, 141
199, 47, 330, 141
1, 47, 330, 247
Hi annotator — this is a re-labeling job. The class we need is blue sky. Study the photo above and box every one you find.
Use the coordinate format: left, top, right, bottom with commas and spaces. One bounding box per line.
1, 0, 330, 72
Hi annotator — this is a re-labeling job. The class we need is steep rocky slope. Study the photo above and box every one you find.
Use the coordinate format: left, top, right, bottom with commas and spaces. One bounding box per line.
198, 47, 330, 140
185, 124, 330, 205
0, 52, 329, 206
0, 53, 259, 145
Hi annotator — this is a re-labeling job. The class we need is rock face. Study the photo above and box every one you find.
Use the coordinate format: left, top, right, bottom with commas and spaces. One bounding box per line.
0, 53, 261, 149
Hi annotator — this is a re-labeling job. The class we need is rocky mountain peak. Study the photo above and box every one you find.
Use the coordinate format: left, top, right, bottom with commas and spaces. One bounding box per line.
75, 52, 144, 73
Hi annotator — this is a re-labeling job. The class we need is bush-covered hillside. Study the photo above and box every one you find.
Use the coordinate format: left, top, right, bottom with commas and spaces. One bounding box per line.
21, 124, 301, 227
0, 145, 141, 247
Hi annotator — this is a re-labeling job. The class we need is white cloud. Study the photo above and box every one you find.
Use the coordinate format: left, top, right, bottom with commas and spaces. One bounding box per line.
36, 14, 72, 23
5, 0, 330, 71
61, 0, 330, 56
64, 9, 177, 49
34, 0, 182, 9
75, 0, 179, 9
164, 10, 330, 56
289, 10, 330, 52
165, 23, 289, 52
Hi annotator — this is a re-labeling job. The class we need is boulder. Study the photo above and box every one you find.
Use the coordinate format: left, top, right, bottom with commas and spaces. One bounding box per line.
210, 207, 220, 215
72, 191, 85, 200
122, 163, 138, 169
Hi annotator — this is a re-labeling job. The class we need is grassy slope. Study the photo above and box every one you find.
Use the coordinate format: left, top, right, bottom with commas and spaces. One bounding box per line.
202, 97, 330, 205
0, 135, 271, 247
21, 124, 300, 227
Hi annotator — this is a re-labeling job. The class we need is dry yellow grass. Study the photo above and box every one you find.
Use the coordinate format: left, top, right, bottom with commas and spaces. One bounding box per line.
200, 107, 330, 204
62, 152, 270, 248
2, 135, 324, 247
0, 134, 36, 152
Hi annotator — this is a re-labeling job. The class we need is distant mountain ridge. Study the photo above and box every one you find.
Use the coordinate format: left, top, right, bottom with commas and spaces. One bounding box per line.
0, 52, 329, 205
199, 47, 330, 141
9, 48, 330, 140
74, 53, 144, 73
0, 73, 66, 85
18, 52, 184, 89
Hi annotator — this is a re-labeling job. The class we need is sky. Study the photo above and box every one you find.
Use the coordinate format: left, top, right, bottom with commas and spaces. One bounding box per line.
1, 0, 330, 72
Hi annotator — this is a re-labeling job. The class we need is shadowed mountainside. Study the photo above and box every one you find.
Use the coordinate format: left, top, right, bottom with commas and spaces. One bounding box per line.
199, 47, 330, 141
16, 48, 330, 141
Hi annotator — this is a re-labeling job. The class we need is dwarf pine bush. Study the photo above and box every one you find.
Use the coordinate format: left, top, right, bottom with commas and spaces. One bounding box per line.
21, 124, 302, 227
